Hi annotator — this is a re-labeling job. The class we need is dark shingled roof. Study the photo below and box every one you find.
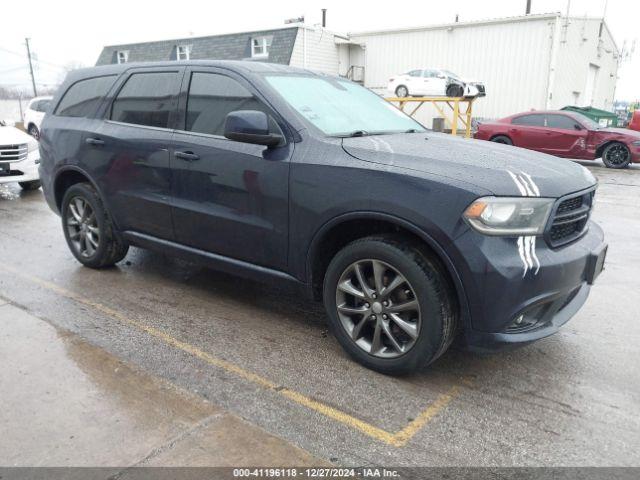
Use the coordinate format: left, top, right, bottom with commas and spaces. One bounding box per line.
95, 27, 299, 66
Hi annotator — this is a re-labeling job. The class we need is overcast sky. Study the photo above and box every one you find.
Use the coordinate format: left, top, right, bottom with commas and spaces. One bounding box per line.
1, 0, 638, 100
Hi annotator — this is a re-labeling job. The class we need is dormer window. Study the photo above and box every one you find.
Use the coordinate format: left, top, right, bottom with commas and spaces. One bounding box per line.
177, 45, 191, 61
251, 36, 272, 58
117, 50, 129, 64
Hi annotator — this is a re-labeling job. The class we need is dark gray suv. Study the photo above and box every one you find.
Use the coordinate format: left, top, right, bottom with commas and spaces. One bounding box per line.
38, 61, 607, 374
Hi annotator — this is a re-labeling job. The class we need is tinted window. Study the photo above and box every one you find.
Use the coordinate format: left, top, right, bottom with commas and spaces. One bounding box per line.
547, 114, 580, 130
111, 72, 179, 128
185, 72, 272, 136
406, 70, 422, 77
512, 114, 545, 127
55, 76, 116, 118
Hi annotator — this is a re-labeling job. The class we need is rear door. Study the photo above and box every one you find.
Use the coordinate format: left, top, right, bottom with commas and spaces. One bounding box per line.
405, 70, 424, 95
542, 114, 589, 157
90, 67, 183, 240
508, 114, 549, 151
169, 67, 291, 270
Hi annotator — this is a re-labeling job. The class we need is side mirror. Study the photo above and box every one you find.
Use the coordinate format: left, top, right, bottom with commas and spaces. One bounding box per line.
224, 110, 282, 147
436, 74, 446, 79
574, 123, 583, 131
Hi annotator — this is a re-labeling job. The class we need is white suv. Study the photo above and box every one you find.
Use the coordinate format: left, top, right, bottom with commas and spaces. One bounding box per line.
388, 68, 486, 98
24, 96, 53, 139
0, 121, 41, 190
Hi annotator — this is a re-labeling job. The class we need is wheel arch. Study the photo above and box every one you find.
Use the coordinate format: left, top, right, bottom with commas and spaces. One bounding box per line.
395, 84, 409, 96
53, 166, 105, 212
595, 139, 628, 159
489, 133, 513, 143
306, 212, 469, 322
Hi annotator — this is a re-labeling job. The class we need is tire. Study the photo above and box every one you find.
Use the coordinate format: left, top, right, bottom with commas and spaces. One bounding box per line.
18, 180, 41, 190
395, 85, 409, 98
490, 135, 513, 146
323, 235, 457, 375
602, 142, 631, 169
61, 182, 129, 268
28, 124, 40, 140
446, 84, 464, 98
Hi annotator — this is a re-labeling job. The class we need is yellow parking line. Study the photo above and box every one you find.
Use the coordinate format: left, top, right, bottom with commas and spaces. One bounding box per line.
0, 264, 461, 447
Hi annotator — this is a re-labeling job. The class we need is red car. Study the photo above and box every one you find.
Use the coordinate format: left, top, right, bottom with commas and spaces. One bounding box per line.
474, 110, 640, 169
629, 110, 640, 132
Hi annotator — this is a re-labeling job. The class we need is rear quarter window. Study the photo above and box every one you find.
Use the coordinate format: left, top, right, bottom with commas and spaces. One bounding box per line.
55, 75, 117, 118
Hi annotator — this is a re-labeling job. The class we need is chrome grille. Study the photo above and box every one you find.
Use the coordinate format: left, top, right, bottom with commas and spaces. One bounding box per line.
0, 144, 28, 163
546, 190, 594, 247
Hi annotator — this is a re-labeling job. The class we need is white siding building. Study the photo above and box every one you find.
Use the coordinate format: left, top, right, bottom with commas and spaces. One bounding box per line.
347, 13, 619, 120
98, 13, 619, 124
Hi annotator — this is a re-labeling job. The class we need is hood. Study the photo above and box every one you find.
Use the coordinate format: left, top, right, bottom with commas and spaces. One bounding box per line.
342, 132, 596, 198
0, 126, 34, 146
598, 127, 640, 139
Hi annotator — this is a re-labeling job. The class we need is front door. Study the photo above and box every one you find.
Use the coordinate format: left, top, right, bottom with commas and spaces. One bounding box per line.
542, 114, 589, 157
90, 68, 183, 240
170, 68, 291, 270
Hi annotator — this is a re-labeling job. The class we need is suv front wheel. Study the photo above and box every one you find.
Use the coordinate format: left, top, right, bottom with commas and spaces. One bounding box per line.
61, 183, 129, 268
323, 235, 457, 374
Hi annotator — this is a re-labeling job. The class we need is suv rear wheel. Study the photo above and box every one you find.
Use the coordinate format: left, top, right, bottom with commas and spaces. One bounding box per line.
323, 235, 457, 374
61, 183, 129, 268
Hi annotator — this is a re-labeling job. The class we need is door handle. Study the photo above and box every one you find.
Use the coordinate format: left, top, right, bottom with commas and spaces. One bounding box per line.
85, 137, 105, 146
175, 151, 200, 161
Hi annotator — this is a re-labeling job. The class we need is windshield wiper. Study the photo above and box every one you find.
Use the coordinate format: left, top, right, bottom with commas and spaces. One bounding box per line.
339, 130, 370, 138
404, 129, 420, 133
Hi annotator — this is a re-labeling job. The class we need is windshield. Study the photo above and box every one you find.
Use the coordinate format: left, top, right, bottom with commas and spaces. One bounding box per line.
568, 111, 602, 130
265, 75, 425, 136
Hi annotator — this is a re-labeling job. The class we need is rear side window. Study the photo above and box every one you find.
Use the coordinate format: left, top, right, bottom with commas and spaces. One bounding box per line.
110, 72, 179, 129
512, 114, 545, 127
55, 76, 116, 118
547, 114, 579, 130
185, 72, 272, 136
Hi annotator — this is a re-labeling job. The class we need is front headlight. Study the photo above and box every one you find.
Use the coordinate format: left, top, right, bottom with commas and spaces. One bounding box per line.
463, 196, 554, 236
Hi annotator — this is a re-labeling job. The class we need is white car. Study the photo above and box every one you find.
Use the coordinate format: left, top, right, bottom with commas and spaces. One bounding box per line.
387, 69, 486, 98
0, 121, 41, 190
23, 96, 53, 139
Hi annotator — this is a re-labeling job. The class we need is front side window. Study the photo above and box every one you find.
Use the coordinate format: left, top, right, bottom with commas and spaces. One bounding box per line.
568, 112, 600, 130
251, 36, 272, 58
265, 75, 425, 136
177, 45, 191, 61
117, 50, 129, 64
55, 76, 117, 118
185, 72, 272, 136
110, 72, 179, 128
547, 114, 580, 130
512, 114, 545, 127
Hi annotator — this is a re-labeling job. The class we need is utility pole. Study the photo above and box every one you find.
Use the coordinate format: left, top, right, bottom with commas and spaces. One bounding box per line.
25, 38, 37, 97
526, 0, 532, 14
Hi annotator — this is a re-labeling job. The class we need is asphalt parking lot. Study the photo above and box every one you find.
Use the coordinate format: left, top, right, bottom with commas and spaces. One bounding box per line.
1, 159, 639, 467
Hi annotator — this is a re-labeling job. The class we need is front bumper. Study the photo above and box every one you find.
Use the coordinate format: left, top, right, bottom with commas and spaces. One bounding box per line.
455, 221, 606, 351
0, 149, 40, 184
